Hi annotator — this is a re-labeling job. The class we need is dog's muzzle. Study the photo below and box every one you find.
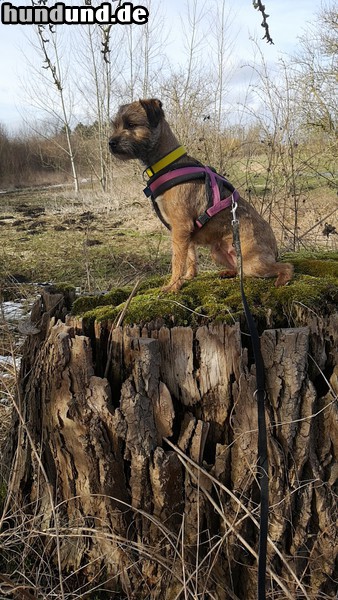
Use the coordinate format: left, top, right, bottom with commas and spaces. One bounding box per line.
109, 138, 119, 153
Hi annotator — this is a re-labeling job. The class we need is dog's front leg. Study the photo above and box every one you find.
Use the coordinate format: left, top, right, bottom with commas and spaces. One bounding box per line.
185, 243, 198, 280
162, 229, 191, 292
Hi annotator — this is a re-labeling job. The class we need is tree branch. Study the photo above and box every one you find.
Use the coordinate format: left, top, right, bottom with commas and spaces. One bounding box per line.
253, 1, 274, 44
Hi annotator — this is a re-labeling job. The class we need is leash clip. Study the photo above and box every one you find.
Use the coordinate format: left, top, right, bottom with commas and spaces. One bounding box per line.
253, 389, 267, 401
231, 193, 238, 225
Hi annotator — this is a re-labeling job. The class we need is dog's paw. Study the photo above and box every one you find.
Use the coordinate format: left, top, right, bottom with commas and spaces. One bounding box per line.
219, 270, 237, 279
274, 273, 293, 287
161, 280, 183, 293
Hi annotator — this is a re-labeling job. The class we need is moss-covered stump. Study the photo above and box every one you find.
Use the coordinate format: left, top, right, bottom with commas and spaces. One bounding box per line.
71, 254, 338, 381
72, 253, 338, 327
4, 254, 338, 599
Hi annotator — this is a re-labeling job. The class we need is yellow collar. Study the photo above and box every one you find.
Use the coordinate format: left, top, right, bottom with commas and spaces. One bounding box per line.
145, 146, 187, 178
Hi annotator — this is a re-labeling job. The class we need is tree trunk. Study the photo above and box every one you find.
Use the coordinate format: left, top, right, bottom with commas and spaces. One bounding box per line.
4, 288, 337, 599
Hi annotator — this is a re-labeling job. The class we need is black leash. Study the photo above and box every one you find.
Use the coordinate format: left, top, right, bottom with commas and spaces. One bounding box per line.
231, 197, 269, 600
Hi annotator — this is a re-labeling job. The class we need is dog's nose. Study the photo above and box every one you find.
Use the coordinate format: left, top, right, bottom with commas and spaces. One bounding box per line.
109, 138, 118, 151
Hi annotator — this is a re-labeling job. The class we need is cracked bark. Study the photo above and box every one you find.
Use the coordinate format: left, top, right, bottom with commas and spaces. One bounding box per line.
4, 289, 337, 599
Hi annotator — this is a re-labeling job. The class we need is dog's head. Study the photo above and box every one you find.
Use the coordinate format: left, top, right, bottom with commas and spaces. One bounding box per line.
109, 98, 164, 162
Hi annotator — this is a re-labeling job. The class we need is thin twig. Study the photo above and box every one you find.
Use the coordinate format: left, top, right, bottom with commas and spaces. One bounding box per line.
104, 278, 142, 379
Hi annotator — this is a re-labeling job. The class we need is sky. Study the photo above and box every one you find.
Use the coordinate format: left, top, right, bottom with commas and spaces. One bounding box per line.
0, 0, 319, 133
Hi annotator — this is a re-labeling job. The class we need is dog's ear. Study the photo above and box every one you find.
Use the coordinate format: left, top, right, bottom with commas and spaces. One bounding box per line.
139, 98, 164, 128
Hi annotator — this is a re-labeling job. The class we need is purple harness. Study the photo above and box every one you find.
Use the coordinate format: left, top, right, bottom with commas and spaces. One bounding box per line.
144, 164, 240, 230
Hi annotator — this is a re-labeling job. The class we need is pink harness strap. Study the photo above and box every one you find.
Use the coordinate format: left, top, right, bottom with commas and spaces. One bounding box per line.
145, 164, 239, 230
148, 166, 207, 195
195, 167, 239, 228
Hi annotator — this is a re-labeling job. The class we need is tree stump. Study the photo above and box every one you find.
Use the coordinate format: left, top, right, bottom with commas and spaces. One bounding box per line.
4, 287, 337, 599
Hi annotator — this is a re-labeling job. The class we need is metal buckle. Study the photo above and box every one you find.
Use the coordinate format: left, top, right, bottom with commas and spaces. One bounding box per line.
196, 212, 211, 227
231, 193, 238, 225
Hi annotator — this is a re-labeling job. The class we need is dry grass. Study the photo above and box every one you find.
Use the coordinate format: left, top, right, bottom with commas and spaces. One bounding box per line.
0, 162, 336, 296
0, 175, 172, 292
0, 416, 335, 599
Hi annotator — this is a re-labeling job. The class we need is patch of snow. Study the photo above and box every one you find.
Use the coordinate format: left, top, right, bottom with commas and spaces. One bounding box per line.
1, 301, 26, 321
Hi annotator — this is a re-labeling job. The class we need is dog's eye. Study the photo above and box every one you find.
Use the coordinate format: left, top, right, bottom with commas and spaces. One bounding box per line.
125, 121, 137, 130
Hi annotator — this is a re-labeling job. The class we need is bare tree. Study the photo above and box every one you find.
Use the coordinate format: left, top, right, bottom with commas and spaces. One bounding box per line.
117, 0, 168, 102
75, 23, 121, 191
209, 0, 236, 131
140, 0, 168, 97
180, 0, 207, 107
294, 3, 337, 134
31, 19, 80, 192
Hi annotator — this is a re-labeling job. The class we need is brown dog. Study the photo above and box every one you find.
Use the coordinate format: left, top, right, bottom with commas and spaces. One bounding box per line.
109, 99, 293, 292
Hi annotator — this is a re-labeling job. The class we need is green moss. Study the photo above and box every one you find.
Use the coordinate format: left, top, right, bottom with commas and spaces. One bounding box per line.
264, 275, 337, 326
282, 250, 338, 265
291, 258, 338, 278
118, 291, 190, 326
83, 304, 121, 323
72, 287, 132, 315
138, 274, 167, 291
81, 288, 192, 326
73, 254, 338, 328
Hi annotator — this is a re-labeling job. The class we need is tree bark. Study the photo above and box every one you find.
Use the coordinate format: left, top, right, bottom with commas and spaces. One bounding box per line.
5, 289, 337, 599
